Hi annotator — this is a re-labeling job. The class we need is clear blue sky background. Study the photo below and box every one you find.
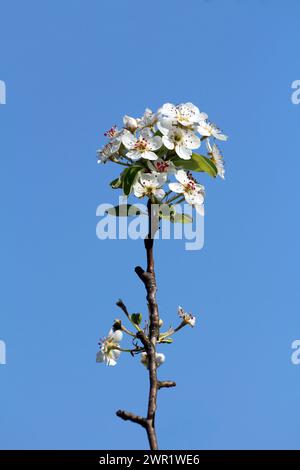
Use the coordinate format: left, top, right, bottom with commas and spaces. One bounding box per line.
0, 0, 300, 450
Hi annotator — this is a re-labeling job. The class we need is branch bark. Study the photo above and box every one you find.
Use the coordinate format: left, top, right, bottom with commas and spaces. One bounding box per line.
116, 199, 175, 450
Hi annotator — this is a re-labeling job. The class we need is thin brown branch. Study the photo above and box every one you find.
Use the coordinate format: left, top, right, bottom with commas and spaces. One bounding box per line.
116, 199, 172, 451
116, 410, 146, 428
135, 199, 160, 450
157, 381, 176, 390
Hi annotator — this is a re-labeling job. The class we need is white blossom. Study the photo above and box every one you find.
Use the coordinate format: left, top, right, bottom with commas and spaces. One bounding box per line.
133, 173, 166, 200
169, 170, 205, 215
178, 306, 196, 327
123, 115, 138, 132
137, 108, 157, 129
104, 125, 125, 148
197, 121, 227, 141
158, 124, 200, 160
97, 141, 120, 164
158, 102, 207, 127
122, 129, 162, 161
96, 329, 123, 366
206, 140, 225, 179
147, 158, 176, 176
140, 352, 166, 369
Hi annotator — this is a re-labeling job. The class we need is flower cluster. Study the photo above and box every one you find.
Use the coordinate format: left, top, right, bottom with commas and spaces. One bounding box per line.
96, 306, 196, 367
97, 102, 228, 218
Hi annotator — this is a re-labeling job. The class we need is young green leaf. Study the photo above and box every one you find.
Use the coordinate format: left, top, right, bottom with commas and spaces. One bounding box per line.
160, 337, 173, 344
110, 177, 122, 189
123, 166, 142, 196
106, 205, 146, 216
173, 153, 218, 177
158, 205, 192, 223
171, 213, 193, 224
158, 204, 176, 220
131, 313, 142, 325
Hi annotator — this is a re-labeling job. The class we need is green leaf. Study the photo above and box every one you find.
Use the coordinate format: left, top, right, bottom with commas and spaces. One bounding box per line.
173, 153, 218, 177
160, 337, 173, 344
158, 204, 176, 220
123, 166, 142, 196
171, 213, 193, 224
159, 205, 192, 223
131, 313, 142, 325
110, 177, 122, 189
106, 205, 146, 216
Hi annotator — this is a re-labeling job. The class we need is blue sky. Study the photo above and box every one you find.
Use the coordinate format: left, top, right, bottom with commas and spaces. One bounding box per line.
0, 0, 300, 450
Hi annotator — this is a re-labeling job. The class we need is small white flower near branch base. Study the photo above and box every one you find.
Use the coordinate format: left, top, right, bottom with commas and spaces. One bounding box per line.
96, 329, 123, 366
178, 306, 196, 327
140, 352, 166, 369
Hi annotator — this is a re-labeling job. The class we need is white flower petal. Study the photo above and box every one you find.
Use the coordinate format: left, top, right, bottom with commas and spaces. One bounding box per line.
157, 119, 175, 135
195, 204, 205, 216
122, 131, 137, 149
156, 173, 167, 185
154, 188, 165, 200
182, 131, 201, 150
156, 353, 165, 367
162, 135, 175, 150
177, 102, 201, 125
110, 349, 121, 361
176, 144, 192, 160
185, 191, 204, 206
140, 352, 148, 368
175, 169, 190, 185
134, 182, 146, 198
142, 151, 158, 161
96, 351, 104, 363
141, 127, 154, 139
198, 112, 208, 121
123, 115, 138, 132
197, 122, 211, 137
126, 150, 142, 161
158, 103, 177, 120
108, 329, 123, 343
214, 131, 228, 141
106, 356, 117, 367
169, 182, 184, 193
148, 136, 162, 151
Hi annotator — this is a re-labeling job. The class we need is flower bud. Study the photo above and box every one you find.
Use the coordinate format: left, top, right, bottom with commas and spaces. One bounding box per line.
112, 319, 122, 331
123, 115, 138, 132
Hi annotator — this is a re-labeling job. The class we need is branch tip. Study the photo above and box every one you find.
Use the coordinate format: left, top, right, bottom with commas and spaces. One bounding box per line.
157, 380, 176, 390
116, 409, 147, 428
